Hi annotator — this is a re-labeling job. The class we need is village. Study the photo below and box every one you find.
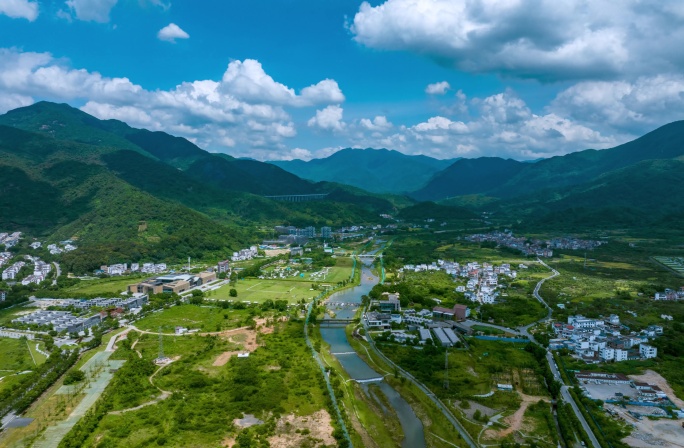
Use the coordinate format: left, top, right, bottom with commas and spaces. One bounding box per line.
465, 231, 603, 257
551, 314, 661, 363
400, 259, 522, 304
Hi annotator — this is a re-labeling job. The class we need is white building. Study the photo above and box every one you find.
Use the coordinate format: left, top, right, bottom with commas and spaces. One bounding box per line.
568, 315, 601, 329
639, 344, 657, 359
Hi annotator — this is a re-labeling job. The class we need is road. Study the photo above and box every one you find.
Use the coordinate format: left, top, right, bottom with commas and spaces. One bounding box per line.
532, 261, 600, 448
362, 319, 478, 448
466, 259, 600, 448
52, 262, 61, 286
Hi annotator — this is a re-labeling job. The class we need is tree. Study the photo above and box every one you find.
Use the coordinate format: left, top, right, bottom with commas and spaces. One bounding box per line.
63, 369, 85, 385
229, 288, 238, 297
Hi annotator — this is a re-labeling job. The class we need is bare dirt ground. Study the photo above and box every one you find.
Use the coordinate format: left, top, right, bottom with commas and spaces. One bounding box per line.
255, 316, 288, 335
629, 370, 684, 408
264, 249, 290, 257
621, 416, 684, 448
268, 410, 336, 448
211, 320, 287, 366
499, 392, 548, 438
212, 351, 243, 366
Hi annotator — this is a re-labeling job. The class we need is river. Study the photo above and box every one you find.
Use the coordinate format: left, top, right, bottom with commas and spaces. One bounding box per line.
320, 259, 425, 448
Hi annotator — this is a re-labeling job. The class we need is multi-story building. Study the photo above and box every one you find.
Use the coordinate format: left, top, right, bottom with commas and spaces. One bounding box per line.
320, 226, 332, 239
217, 260, 231, 274
639, 344, 658, 359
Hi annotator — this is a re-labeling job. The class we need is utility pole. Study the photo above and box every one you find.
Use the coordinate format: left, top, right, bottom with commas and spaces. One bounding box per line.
444, 347, 449, 390
158, 327, 164, 361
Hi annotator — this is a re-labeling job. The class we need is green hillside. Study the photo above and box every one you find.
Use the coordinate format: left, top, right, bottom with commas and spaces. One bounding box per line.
0, 103, 399, 272
411, 157, 525, 201
396, 201, 477, 222
413, 121, 684, 202
503, 159, 684, 230
270, 147, 457, 194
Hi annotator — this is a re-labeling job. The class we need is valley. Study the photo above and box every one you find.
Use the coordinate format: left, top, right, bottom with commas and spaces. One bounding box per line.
1, 104, 684, 448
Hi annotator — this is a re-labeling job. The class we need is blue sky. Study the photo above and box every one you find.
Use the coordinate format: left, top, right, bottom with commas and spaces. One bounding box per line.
1, 0, 683, 160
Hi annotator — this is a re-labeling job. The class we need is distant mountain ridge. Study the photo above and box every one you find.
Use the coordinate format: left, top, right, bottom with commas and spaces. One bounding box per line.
412, 120, 684, 202
270, 148, 458, 194
0, 102, 398, 272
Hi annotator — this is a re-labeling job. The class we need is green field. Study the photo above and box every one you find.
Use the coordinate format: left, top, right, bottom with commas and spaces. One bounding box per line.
132, 304, 251, 333
0, 306, 32, 327
653, 256, 684, 275
64, 275, 148, 295
66, 321, 337, 448
0, 337, 41, 375
213, 278, 318, 304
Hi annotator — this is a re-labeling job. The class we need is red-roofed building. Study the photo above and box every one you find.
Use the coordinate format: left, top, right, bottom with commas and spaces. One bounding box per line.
432, 304, 470, 321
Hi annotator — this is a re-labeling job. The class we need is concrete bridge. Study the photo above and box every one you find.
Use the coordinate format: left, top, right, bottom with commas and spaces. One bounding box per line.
263, 193, 328, 202
320, 318, 356, 326
355, 377, 384, 384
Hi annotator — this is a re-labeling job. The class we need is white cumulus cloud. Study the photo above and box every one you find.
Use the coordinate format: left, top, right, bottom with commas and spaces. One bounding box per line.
221, 59, 344, 106
359, 115, 392, 131
0, 0, 38, 20
307, 105, 345, 132
0, 48, 346, 159
425, 81, 450, 95
351, 0, 684, 82
157, 23, 190, 43
65, 0, 118, 23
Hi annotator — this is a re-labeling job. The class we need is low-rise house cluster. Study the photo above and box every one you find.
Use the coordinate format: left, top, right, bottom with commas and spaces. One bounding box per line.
551, 314, 660, 363
140, 263, 167, 274
29, 241, 42, 249
47, 241, 77, 255
465, 231, 603, 257
653, 287, 684, 301
231, 246, 258, 262
0, 232, 22, 248
12, 310, 101, 334
16, 257, 51, 285
34, 294, 147, 311
401, 260, 517, 305
364, 292, 470, 347
0, 251, 13, 270
2, 261, 25, 281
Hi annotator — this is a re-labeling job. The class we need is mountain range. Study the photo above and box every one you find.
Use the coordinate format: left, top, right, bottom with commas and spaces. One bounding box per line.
3, 101, 684, 273
269, 148, 458, 194
272, 121, 684, 229
0, 102, 399, 272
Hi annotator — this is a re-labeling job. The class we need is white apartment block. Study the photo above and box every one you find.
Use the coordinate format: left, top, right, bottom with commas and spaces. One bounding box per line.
640, 344, 658, 359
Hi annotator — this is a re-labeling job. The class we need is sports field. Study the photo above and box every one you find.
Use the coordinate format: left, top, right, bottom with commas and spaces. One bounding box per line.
212, 278, 318, 304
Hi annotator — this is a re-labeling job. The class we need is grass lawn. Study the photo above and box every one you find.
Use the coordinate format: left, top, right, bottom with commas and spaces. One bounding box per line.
64, 275, 147, 295
81, 320, 335, 448
212, 278, 317, 304
0, 337, 37, 372
132, 304, 251, 333
0, 304, 37, 327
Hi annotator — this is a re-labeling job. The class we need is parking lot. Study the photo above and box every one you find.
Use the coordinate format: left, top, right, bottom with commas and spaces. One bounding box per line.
582, 382, 636, 401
